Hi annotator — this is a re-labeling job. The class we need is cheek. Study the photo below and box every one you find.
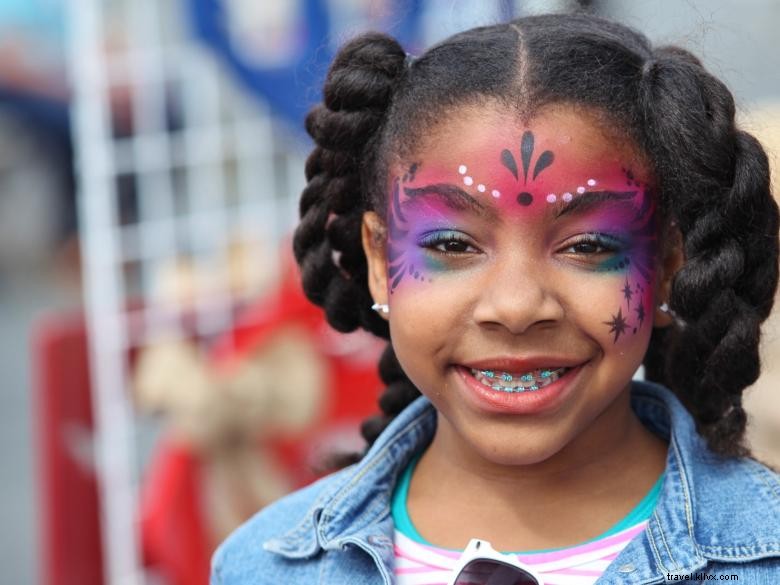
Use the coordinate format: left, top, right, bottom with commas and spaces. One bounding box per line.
386, 233, 444, 295
388, 246, 433, 288
589, 248, 657, 348
388, 291, 460, 392
578, 197, 658, 345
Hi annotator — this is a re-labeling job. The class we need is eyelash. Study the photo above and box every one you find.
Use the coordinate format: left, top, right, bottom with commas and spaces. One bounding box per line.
561, 233, 624, 255
418, 231, 478, 255
417, 231, 624, 259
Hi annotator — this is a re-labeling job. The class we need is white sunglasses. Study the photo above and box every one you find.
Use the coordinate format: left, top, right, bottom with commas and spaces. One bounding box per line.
446, 539, 545, 585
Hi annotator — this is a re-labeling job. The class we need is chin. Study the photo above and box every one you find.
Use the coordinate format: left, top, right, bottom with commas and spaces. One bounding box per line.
472, 435, 567, 467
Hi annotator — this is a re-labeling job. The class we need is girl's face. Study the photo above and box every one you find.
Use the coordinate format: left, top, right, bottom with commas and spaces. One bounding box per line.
363, 104, 673, 466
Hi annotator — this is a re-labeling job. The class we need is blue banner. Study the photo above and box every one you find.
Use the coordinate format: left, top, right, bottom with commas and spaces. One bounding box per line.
189, 0, 433, 135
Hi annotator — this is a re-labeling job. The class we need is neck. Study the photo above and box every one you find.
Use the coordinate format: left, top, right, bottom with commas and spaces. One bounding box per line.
406, 388, 668, 550
436, 389, 644, 485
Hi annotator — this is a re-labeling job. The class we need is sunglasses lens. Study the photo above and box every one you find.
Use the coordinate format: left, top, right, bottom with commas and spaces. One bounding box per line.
453, 559, 540, 585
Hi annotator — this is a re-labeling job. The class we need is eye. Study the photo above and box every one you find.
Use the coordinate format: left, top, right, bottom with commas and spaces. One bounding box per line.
418, 230, 479, 255
561, 233, 623, 256
569, 241, 607, 254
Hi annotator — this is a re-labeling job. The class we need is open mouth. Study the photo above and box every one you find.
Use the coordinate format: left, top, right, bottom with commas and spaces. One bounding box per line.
469, 366, 570, 393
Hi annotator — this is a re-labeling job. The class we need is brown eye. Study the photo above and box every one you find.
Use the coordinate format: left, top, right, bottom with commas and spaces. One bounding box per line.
441, 240, 470, 253
571, 242, 602, 254
418, 231, 477, 255
563, 234, 622, 256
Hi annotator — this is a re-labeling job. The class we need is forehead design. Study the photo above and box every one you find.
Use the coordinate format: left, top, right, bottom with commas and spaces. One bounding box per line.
501, 131, 554, 206
454, 129, 557, 205
440, 118, 632, 220
455, 131, 556, 202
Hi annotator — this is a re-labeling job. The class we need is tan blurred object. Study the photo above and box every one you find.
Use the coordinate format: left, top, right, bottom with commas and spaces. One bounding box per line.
151, 236, 276, 310
741, 102, 780, 469
134, 325, 327, 542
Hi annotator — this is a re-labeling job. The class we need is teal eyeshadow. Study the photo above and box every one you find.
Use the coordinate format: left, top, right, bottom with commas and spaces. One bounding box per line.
413, 230, 632, 274
421, 255, 448, 272
595, 254, 630, 273
581, 233, 631, 274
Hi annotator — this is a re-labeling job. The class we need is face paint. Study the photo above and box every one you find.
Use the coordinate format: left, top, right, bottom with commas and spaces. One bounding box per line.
582, 169, 657, 343
378, 104, 662, 468
385, 119, 660, 345
386, 168, 443, 292
500, 130, 555, 206
386, 131, 659, 314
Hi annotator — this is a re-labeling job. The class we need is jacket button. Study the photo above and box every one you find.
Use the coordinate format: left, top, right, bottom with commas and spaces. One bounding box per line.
618, 563, 636, 573
367, 535, 392, 547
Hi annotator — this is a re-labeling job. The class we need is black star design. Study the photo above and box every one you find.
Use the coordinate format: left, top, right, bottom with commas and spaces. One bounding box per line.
635, 302, 645, 327
604, 308, 629, 343
622, 280, 633, 308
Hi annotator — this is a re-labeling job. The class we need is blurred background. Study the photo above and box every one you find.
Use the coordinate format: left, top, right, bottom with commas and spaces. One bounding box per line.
1, 0, 778, 584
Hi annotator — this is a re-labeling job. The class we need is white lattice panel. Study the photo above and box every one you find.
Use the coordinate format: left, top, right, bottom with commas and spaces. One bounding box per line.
67, 1, 305, 582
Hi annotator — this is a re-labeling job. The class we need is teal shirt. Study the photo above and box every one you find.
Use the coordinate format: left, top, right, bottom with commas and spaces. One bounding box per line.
390, 452, 664, 553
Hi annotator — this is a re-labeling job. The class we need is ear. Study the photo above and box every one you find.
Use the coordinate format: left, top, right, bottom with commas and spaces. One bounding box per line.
361, 211, 390, 320
653, 223, 685, 328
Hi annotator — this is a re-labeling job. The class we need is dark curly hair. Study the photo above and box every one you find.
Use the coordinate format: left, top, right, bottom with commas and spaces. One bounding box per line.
293, 13, 779, 461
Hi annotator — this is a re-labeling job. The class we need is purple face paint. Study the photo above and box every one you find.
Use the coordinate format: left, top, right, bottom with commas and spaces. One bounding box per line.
386, 173, 443, 292
385, 127, 659, 344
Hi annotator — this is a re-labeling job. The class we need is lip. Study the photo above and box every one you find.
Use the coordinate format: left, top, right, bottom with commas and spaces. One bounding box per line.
455, 361, 586, 415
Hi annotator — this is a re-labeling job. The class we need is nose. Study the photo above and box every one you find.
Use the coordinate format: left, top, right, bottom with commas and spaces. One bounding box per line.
471, 254, 565, 335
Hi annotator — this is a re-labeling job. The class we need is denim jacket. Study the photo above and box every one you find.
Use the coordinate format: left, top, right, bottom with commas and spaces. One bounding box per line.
211, 381, 780, 584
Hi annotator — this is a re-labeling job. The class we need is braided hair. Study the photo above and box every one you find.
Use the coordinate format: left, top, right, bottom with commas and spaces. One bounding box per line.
293, 14, 778, 461
292, 34, 421, 460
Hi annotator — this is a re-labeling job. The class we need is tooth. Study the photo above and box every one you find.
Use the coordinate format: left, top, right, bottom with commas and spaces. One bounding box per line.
470, 366, 568, 393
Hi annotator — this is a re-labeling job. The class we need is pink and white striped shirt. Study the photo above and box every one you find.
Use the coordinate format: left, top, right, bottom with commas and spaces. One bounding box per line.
394, 520, 648, 585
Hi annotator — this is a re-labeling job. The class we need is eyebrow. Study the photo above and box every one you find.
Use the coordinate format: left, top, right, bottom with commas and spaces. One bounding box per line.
554, 190, 638, 219
401, 184, 498, 220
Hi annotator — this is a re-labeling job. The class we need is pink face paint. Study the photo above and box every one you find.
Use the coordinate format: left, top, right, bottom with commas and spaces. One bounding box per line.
385, 131, 659, 344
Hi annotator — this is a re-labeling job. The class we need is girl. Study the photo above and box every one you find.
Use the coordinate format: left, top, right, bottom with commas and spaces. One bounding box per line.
211, 13, 780, 585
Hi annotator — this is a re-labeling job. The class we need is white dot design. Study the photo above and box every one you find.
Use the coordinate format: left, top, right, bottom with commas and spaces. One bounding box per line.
543, 179, 599, 204
457, 164, 497, 196
456, 164, 598, 206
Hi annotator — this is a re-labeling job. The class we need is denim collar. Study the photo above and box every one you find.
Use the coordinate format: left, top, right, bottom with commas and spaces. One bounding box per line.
265, 381, 780, 582
618, 383, 780, 583
263, 391, 434, 583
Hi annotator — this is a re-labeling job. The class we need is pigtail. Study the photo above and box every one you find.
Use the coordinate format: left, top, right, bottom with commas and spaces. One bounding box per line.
294, 32, 407, 337
639, 47, 779, 457
360, 344, 422, 448
293, 33, 422, 460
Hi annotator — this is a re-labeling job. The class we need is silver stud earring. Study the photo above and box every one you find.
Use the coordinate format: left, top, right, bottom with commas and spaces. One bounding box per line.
658, 302, 686, 328
371, 302, 390, 314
